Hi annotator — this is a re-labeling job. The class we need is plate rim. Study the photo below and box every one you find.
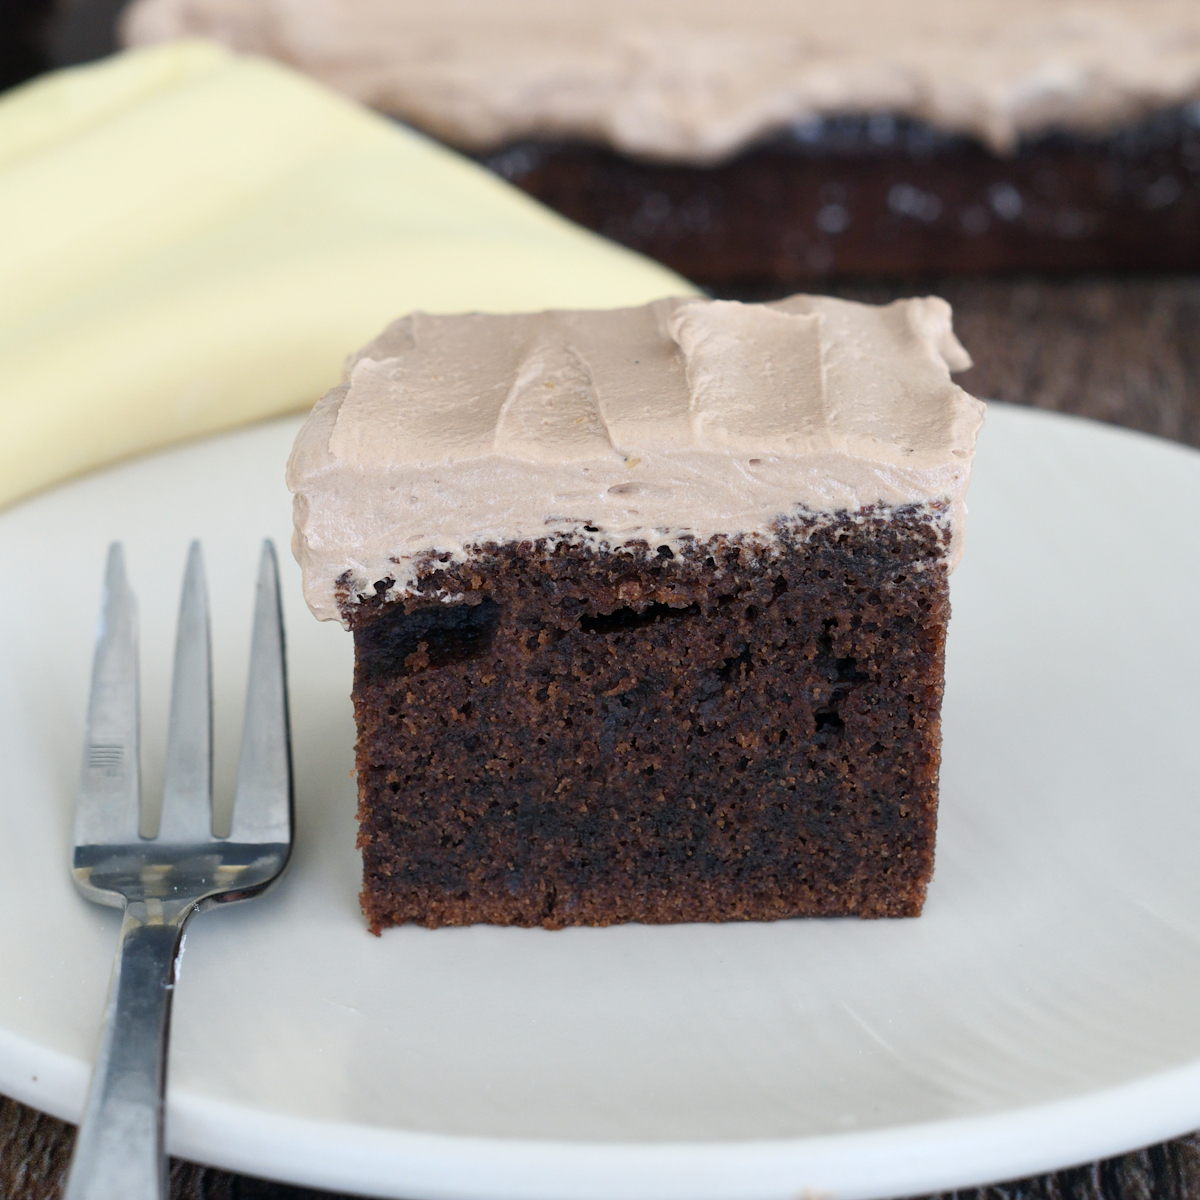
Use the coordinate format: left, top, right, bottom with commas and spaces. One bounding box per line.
5, 1021, 1200, 1200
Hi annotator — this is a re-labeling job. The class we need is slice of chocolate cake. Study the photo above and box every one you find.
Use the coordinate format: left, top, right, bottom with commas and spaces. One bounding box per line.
287, 294, 984, 931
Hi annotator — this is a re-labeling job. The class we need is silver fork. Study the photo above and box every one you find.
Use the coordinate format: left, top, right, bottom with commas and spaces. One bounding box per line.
65, 540, 293, 1200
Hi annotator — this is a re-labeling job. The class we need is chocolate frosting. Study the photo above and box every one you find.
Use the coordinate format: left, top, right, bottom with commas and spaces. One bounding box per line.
287, 294, 984, 624
123, 0, 1200, 161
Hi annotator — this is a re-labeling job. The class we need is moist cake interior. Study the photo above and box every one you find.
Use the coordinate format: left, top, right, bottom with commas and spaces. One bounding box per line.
350, 511, 948, 931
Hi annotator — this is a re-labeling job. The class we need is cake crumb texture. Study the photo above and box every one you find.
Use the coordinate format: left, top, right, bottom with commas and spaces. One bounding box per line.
350, 510, 947, 931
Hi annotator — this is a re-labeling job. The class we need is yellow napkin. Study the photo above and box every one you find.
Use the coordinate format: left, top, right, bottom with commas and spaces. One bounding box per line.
0, 41, 695, 508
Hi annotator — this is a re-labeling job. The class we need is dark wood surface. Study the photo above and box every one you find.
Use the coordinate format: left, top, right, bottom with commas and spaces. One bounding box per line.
3, 273, 1200, 1200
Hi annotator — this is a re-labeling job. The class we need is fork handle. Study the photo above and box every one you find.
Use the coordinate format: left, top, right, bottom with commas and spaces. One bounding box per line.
64, 902, 191, 1200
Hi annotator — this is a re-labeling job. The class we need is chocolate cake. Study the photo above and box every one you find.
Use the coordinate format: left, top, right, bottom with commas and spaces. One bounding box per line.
287, 294, 984, 931
484, 107, 1200, 285
122, 0, 1200, 284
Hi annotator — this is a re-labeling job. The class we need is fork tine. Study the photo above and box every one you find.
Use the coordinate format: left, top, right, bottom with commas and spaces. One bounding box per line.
158, 540, 214, 844
76, 543, 141, 849
228, 541, 292, 846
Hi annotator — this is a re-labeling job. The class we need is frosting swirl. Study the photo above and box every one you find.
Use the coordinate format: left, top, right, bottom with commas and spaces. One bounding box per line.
287, 294, 984, 623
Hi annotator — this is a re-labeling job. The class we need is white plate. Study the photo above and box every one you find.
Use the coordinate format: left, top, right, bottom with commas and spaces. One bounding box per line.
1, 403, 1200, 1200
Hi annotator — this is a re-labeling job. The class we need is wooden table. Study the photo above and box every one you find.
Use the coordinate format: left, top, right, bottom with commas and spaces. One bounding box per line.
4, 273, 1200, 1200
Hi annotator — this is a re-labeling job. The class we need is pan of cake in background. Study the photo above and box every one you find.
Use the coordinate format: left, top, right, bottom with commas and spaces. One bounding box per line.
114, 0, 1200, 288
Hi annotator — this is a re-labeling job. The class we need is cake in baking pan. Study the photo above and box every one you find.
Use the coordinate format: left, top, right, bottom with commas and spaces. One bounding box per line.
123, 0, 1200, 283
286, 294, 984, 931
